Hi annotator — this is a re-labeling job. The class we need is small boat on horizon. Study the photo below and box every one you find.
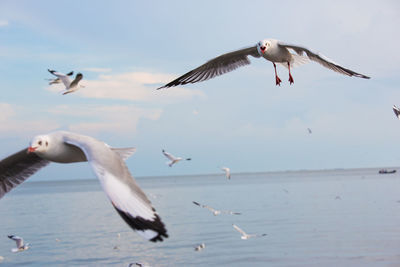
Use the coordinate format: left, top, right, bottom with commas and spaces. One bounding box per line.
378, 169, 396, 174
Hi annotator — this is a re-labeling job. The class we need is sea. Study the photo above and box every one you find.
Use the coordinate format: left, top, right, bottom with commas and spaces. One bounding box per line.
1, 168, 400, 267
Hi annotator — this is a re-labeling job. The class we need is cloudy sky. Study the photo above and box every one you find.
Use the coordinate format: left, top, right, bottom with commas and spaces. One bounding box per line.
0, 0, 399, 180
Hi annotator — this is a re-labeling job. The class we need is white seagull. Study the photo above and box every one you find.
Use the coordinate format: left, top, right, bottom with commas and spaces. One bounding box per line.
194, 243, 205, 251
46, 71, 74, 85
232, 224, 267, 240
221, 167, 231, 179
393, 105, 400, 120
8, 235, 30, 253
192, 201, 241, 216
157, 39, 370, 89
48, 69, 84, 95
0, 131, 168, 242
162, 149, 191, 167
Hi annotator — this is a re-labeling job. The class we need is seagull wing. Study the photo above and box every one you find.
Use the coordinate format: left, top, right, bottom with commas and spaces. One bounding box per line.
393, 105, 400, 119
162, 150, 176, 161
0, 148, 50, 199
69, 73, 83, 88
8, 235, 23, 248
232, 224, 247, 236
277, 42, 370, 79
192, 201, 202, 207
63, 134, 168, 242
157, 46, 260, 89
48, 69, 72, 87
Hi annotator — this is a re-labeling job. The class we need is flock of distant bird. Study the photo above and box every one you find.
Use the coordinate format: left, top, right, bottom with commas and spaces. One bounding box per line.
1, 38, 373, 264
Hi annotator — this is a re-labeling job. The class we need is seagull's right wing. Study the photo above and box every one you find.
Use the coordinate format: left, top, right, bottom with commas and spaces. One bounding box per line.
162, 150, 176, 161
8, 235, 23, 248
0, 148, 50, 199
393, 105, 400, 119
157, 46, 260, 89
232, 224, 247, 235
48, 69, 71, 87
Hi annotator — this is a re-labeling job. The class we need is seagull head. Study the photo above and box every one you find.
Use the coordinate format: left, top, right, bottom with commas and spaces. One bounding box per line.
28, 134, 50, 154
257, 39, 271, 55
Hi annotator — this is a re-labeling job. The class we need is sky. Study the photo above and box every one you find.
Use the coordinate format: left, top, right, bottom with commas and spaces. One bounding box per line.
0, 0, 400, 180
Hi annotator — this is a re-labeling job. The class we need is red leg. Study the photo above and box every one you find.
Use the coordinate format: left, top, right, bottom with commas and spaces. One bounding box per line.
288, 62, 294, 85
273, 63, 282, 86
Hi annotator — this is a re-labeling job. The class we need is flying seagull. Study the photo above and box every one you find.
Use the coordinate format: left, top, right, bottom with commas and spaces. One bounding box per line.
46, 71, 74, 85
162, 149, 191, 167
192, 201, 241, 216
221, 167, 231, 179
307, 128, 312, 134
158, 39, 370, 89
232, 224, 267, 240
8, 235, 30, 253
48, 69, 84, 95
0, 131, 168, 242
194, 243, 205, 251
128, 263, 151, 267
393, 105, 400, 120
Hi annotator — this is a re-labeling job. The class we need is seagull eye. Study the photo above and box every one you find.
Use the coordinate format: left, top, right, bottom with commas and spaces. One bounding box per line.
38, 141, 42, 146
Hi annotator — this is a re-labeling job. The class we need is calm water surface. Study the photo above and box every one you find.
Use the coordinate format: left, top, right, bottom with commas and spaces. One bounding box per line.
1, 168, 400, 266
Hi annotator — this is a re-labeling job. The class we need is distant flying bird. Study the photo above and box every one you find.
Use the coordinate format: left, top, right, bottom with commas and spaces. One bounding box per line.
128, 263, 151, 267
162, 149, 191, 167
393, 105, 400, 119
221, 167, 231, 179
0, 131, 168, 242
8, 235, 30, 253
232, 224, 267, 240
192, 201, 241, 216
158, 39, 370, 89
46, 71, 74, 85
194, 243, 205, 251
307, 128, 312, 134
48, 69, 84, 95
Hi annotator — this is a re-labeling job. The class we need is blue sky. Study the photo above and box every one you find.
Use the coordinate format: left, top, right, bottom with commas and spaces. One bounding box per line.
0, 0, 399, 180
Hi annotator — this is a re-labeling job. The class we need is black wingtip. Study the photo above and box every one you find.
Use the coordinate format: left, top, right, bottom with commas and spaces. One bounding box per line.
48, 69, 55, 74
113, 206, 168, 242
66, 71, 74, 76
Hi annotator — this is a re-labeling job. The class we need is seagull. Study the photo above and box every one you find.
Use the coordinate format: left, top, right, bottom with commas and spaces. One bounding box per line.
393, 105, 400, 119
128, 263, 151, 267
8, 235, 30, 253
221, 167, 231, 179
48, 69, 84, 95
232, 224, 267, 240
307, 128, 312, 134
192, 201, 241, 216
0, 131, 168, 242
162, 149, 191, 167
46, 71, 74, 85
157, 39, 370, 89
194, 243, 205, 251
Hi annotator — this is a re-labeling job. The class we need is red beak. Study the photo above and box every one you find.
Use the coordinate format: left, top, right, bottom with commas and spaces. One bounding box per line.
27, 147, 37, 153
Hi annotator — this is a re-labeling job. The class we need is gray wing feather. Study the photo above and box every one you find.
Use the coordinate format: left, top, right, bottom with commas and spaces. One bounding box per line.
0, 148, 49, 199
158, 46, 260, 89
69, 73, 83, 88
278, 42, 370, 79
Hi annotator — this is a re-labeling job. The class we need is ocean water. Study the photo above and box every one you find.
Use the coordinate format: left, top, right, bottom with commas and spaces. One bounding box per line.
1, 168, 400, 266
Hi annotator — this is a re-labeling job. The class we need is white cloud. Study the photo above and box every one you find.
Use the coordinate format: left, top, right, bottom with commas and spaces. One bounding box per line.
0, 20, 8, 27
46, 71, 206, 103
82, 67, 112, 73
0, 103, 60, 137
50, 104, 162, 136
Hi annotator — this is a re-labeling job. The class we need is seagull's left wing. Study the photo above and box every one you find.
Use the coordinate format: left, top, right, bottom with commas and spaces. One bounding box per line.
158, 46, 260, 89
278, 42, 370, 79
8, 235, 23, 248
48, 69, 72, 87
162, 150, 176, 161
232, 224, 247, 236
63, 134, 168, 242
